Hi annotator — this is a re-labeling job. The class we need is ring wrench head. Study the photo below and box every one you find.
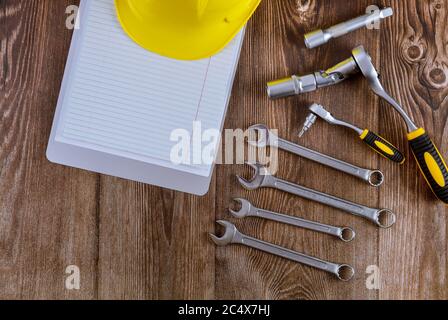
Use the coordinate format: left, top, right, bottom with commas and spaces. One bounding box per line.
368, 170, 384, 187
229, 198, 254, 218
337, 264, 355, 281
209, 220, 238, 246
374, 209, 396, 229
236, 162, 270, 190
247, 124, 272, 148
339, 227, 356, 242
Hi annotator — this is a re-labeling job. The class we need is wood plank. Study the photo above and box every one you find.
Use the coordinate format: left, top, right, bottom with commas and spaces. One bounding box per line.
378, 0, 447, 299
96, 177, 216, 299
0, 0, 446, 300
215, 0, 382, 300
0, 0, 98, 299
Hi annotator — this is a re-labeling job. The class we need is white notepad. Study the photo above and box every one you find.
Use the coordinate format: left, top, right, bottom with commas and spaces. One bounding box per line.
47, 0, 245, 195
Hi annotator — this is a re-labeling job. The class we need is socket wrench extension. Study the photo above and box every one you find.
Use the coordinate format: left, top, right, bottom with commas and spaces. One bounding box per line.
210, 220, 355, 281
299, 103, 405, 164
229, 198, 356, 242
248, 124, 384, 187
237, 163, 396, 228
304, 7, 393, 49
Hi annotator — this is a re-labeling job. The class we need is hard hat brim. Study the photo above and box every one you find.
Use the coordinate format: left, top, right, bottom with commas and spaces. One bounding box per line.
115, 0, 261, 60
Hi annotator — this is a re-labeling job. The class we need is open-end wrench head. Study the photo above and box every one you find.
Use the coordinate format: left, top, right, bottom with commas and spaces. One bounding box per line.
236, 162, 270, 190
209, 220, 238, 246
229, 198, 254, 218
247, 124, 273, 148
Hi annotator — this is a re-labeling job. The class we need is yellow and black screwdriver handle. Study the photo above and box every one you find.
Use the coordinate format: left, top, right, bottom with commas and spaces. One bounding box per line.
408, 128, 448, 204
359, 129, 405, 164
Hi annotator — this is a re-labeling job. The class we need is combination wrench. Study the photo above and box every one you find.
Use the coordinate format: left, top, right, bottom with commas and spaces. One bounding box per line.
248, 124, 384, 187
237, 163, 396, 228
229, 198, 355, 242
210, 220, 355, 281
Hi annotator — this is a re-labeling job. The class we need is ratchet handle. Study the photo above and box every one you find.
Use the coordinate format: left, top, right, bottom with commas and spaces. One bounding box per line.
360, 129, 405, 164
408, 128, 448, 204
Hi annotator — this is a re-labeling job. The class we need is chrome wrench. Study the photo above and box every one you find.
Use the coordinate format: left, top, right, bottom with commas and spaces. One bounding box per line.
237, 163, 396, 228
248, 124, 384, 187
229, 198, 356, 242
210, 220, 355, 281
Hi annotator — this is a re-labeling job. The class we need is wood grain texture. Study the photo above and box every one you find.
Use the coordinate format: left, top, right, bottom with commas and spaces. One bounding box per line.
0, 0, 98, 299
0, 0, 446, 300
378, 0, 448, 299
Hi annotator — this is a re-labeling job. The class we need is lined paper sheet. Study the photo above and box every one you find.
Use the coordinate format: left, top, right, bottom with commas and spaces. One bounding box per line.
55, 0, 243, 176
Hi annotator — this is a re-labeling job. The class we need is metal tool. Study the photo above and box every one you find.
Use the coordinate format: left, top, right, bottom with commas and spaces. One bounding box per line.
299, 103, 405, 164
304, 6, 393, 49
248, 124, 384, 187
210, 220, 355, 281
229, 198, 356, 242
353, 47, 448, 203
267, 45, 448, 203
266, 55, 359, 99
237, 163, 396, 228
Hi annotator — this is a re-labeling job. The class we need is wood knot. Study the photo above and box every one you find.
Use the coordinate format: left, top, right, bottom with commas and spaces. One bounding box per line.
429, 68, 447, 85
432, 0, 443, 10
422, 63, 448, 90
296, 0, 312, 12
402, 38, 427, 63
407, 46, 423, 60
295, 0, 316, 23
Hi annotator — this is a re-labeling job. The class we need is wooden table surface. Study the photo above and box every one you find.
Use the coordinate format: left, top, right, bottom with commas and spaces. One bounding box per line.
1, 0, 447, 300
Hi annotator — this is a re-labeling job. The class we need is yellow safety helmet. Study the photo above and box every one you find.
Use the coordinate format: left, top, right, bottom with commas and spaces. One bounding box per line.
115, 0, 261, 60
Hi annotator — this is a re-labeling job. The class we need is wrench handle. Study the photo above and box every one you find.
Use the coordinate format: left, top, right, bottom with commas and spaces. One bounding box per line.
241, 235, 344, 278
272, 178, 386, 227
278, 139, 377, 185
256, 209, 349, 241
408, 129, 448, 204
360, 129, 405, 164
